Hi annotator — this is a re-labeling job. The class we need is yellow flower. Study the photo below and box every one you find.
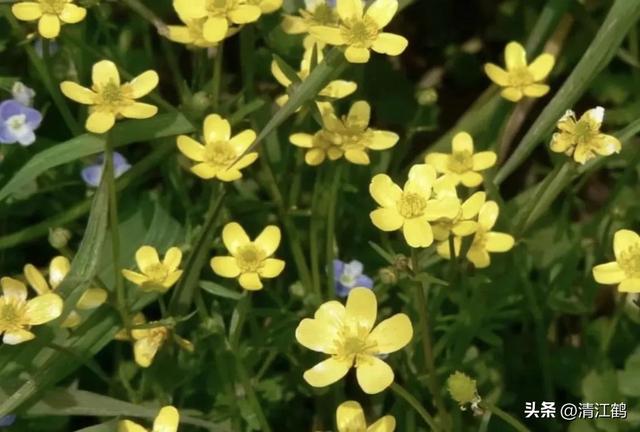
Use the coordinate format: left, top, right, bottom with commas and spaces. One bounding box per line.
336, 400, 396, 432
431, 185, 485, 242
60, 60, 159, 134
550, 107, 621, 165
0, 276, 63, 345
210, 222, 285, 291
296, 287, 413, 394
484, 41, 555, 102
290, 129, 344, 166
425, 132, 497, 187
174, 0, 261, 44
118, 405, 180, 432
310, 0, 408, 63
369, 164, 460, 248
177, 114, 258, 181
24, 256, 107, 328
122, 246, 183, 293
282, 0, 340, 47
12, 0, 86, 39
593, 229, 640, 293
167, 4, 239, 48
271, 43, 357, 107
246, 0, 282, 14
436, 201, 514, 268
447, 371, 480, 408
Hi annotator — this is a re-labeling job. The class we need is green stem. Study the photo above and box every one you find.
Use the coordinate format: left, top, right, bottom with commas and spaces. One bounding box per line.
211, 42, 224, 112
325, 163, 343, 299
481, 402, 531, 432
390, 383, 440, 432
229, 292, 251, 349
309, 168, 323, 296
602, 293, 626, 355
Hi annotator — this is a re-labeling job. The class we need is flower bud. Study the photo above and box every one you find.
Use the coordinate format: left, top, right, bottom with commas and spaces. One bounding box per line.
378, 267, 397, 285
49, 227, 71, 249
447, 371, 480, 407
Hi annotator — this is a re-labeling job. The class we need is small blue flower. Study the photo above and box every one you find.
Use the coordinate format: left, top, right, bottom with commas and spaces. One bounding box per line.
81, 152, 131, 187
0, 415, 16, 428
0, 100, 43, 146
333, 259, 373, 298
12, 82, 36, 107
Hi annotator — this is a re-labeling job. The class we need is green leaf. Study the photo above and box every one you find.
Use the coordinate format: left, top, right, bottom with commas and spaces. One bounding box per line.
200, 280, 243, 300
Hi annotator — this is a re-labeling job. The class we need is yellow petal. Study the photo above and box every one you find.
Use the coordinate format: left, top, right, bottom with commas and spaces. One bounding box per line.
345, 149, 370, 165
60, 82, 96, 105
1, 277, 27, 302
371, 33, 408, 56
484, 232, 514, 252
48, 256, 70, 289
369, 174, 402, 208
93, 60, 120, 87
167, 25, 193, 44
452, 220, 478, 237
523, 84, 550, 98
593, 261, 626, 284
177, 135, 206, 162
478, 201, 499, 230
402, 217, 433, 248
314, 300, 346, 324
161, 271, 182, 290
258, 0, 282, 13
356, 355, 394, 394
204, 114, 231, 143
303, 357, 352, 388
573, 144, 592, 165
232, 152, 258, 171
162, 247, 182, 272
368, 313, 412, 354
295, 318, 340, 354
320, 80, 358, 99
118, 420, 147, 432
452, 132, 474, 154
305, 148, 326, 165
59, 4, 86, 24
347, 100, 370, 130
38, 14, 60, 39
528, 53, 555, 81
122, 269, 148, 286
618, 279, 640, 293
153, 406, 180, 432
239, 272, 263, 290
290, 133, 313, 148
222, 222, 250, 254
136, 246, 160, 272
504, 41, 527, 71
425, 153, 450, 173
459, 171, 483, 187
120, 102, 158, 119
217, 168, 244, 182
25, 293, 63, 325
500, 87, 523, 102
86, 111, 116, 134
128, 70, 159, 98
230, 129, 256, 153
134, 336, 163, 368
337, 0, 363, 20
61, 310, 82, 328
270, 60, 292, 87
336, 401, 367, 432
550, 132, 574, 153
12, 3, 42, 21
203, 16, 228, 43
484, 63, 509, 86
461, 191, 485, 219
407, 164, 436, 192
370, 208, 404, 231
614, 229, 640, 261
228, 5, 261, 24
467, 246, 491, 268
173, 0, 206, 19
191, 163, 218, 179
472, 151, 497, 171
366, 0, 398, 28
24, 264, 51, 295
368, 131, 398, 150
367, 416, 396, 432
310, 25, 346, 45
345, 46, 371, 63
345, 287, 377, 332
593, 134, 621, 156
76, 288, 108, 310
210, 256, 241, 278
282, 15, 307, 34
3, 329, 35, 345
425, 197, 460, 221
254, 226, 281, 256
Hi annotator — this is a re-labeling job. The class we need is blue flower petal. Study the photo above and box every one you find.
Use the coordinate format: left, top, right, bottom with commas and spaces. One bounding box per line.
344, 260, 364, 277
355, 274, 373, 289
23, 106, 43, 129
0, 415, 16, 427
335, 282, 350, 298
81, 165, 103, 187
332, 259, 345, 280
0, 100, 23, 120
0, 123, 16, 144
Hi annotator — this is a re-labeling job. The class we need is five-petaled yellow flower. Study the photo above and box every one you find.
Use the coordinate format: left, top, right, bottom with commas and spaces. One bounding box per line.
425, 132, 497, 187
60, 60, 159, 134
177, 114, 258, 181
271, 44, 357, 107
593, 229, 640, 293
12, 0, 86, 39
550, 107, 621, 165
310, 0, 408, 63
431, 186, 486, 242
0, 276, 63, 345
437, 201, 514, 268
336, 400, 396, 432
118, 405, 180, 432
282, 0, 339, 47
296, 287, 413, 394
211, 222, 285, 291
484, 41, 555, 102
174, 0, 261, 44
167, 3, 238, 48
24, 256, 107, 328
369, 164, 460, 248
122, 246, 184, 293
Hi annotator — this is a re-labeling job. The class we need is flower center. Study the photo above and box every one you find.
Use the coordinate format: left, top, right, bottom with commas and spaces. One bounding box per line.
236, 244, 266, 272
143, 263, 169, 283
7, 114, 27, 133
342, 17, 379, 47
95, 80, 131, 111
39, 0, 67, 14
203, 141, 237, 166
508, 66, 534, 87
339, 273, 356, 287
619, 244, 640, 278
333, 320, 376, 362
397, 192, 427, 219
0, 298, 26, 332
574, 120, 598, 145
447, 150, 473, 173
206, 0, 237, 14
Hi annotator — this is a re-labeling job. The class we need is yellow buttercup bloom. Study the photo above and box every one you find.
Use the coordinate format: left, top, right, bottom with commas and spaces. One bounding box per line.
290, 129, 344, 166
369, 164, 460, 248
118, 405, 180, 432
210, 222, 285, 291
0, 276, 63, 345
12, 0, 86, 39
593, 229, 640, 293
431, 187, 486, 242
282, 0, 339, 48
550, 107, 621, 164
122, 246, 183, 293
167, 3, 239, 48
296, 287, 413, 394
484, 41, 555, 102
437, 201, 514, 268
24, 256, 107, 328
60, 60, 159, 134
336, 400, 396, 432
310, 0, 408, 63
425, 132, 497, 187
177, 114, 258, 181
271, 43, 357, 107
174, 0, 261, 44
